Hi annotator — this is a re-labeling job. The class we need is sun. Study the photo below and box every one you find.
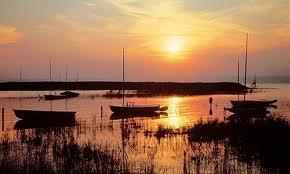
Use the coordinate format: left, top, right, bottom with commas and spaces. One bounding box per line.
166, 36, 183, 54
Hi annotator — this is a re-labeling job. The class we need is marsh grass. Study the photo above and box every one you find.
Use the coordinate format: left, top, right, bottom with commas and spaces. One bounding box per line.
187, 114, 290, 173
1, 113, 290, 173
0, 126, 141, 174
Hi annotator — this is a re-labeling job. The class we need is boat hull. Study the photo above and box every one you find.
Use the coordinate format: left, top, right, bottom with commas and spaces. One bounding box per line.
44, 92, 80, 100
110, 105, 160, 114
13, 109, 76, 121
230, 99, 277, 108
60, 91, 80, 97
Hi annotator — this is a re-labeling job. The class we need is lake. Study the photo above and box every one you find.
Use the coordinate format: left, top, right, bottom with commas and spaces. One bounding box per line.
0, 83, 289, 173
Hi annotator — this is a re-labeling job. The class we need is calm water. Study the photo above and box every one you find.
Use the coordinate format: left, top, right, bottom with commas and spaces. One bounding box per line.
0, 83, 289, 173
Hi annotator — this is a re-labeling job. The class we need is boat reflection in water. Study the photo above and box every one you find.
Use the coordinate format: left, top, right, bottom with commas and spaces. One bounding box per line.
110, 111, 168, 120
14, 119, 76, 130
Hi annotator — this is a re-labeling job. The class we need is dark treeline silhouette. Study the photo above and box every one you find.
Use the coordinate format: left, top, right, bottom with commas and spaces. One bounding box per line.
0, 81, 247, 95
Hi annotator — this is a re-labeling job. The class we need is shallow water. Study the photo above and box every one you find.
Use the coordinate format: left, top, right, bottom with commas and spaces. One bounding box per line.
0, 83, 289, 173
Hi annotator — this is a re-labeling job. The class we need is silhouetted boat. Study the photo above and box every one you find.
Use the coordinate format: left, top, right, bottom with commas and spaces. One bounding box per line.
59, 65, 80, 98
230, 34, 277, 109
109, 48, 168, 115
13, 109, 76, 121
43, 61, 79, 100
44, 94, 69, 100
14, 118, 76, 130
110, 105, 168, 114
230, 99, 277, 108
44, 91, 80, 100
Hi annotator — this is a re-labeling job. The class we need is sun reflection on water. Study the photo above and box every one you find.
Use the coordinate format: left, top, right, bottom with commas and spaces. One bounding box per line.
163, 97, 189, 129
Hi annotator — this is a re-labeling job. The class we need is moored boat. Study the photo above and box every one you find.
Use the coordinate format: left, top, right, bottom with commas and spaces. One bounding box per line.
13, 109, 76, 121
230, 99, 277, 108
60, 91, 80, 97
44, 91, 80, 100
109, 48, 168, 115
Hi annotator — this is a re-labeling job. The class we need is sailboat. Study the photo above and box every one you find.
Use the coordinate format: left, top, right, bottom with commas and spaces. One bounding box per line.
109, 48, 168, 115
229, 34, 277, 111
251, 75, 257, 88
44, 63, 79, 100
60, 64, 80, 97
14, 59, 77, 121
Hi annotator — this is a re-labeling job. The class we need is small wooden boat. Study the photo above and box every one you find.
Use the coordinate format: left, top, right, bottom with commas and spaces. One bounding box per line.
44, 91, 79, 100
13, 109, 76, 121
44, 94, 69, 100
110, 105, 164, 114
109, 48, 167, 115
60, 91, 80, 97
230, 99, 277, 108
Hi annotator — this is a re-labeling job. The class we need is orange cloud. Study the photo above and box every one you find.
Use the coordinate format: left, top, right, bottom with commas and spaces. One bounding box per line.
0, 25, 23, 45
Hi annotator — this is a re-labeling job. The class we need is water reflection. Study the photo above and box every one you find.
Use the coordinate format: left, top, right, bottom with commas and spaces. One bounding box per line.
0, 84, 289, 173
164, 97, 189, 129
110, 112, 161, 120
14, 118, 76, 130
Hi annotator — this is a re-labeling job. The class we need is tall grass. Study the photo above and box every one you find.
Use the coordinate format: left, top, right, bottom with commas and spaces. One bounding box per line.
0, 125, 154, 174
187, 114, 290, 173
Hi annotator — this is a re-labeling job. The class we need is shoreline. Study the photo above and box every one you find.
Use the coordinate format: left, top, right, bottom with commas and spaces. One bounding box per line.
0, 81, 247, 95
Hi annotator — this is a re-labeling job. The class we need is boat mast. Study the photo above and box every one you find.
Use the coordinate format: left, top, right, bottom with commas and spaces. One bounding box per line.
243, 33, 248, 101
122, 47, 125, 106
49, 58, 52, 95
237, 60, 239, 84
244, 33, 248, 87
19, 64, 22, 82
66, 64, 68, 83
49, 58, 52, 111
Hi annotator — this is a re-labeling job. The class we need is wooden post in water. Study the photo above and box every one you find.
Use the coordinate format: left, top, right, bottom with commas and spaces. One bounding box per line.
101, 106, 103, 118
2, 108, 4, 131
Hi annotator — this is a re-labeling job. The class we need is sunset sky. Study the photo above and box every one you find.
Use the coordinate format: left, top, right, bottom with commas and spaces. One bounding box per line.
0, 0, 289, 82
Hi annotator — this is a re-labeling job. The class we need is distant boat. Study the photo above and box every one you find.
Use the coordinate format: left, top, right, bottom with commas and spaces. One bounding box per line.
13, 109, 76, 121
60, 91, 80, 97
44, 91, 79, 100
60, 64, 80, 98
230, 99, 277, 108
44, 63, 79, 100
109, 48, 168, 115
251, 75, 257, 88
